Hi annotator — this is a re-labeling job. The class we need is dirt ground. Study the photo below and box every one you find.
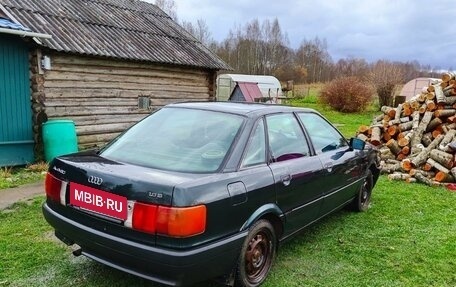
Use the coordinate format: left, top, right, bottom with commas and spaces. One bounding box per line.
0, 181, 44, 210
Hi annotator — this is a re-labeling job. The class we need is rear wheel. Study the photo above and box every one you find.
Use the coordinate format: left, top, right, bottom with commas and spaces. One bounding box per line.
353, 170, 373, 212
234, 219, 277, 287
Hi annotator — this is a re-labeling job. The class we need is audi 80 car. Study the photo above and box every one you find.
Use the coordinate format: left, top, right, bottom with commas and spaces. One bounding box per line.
43, 102, 379, 287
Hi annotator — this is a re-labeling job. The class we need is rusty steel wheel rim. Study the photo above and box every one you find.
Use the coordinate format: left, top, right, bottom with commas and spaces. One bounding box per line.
245, 231, 272, 284
361, 177, 371, 206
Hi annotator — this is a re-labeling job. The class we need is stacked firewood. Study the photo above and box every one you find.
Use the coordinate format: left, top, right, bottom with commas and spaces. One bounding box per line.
358, 72, 456, 186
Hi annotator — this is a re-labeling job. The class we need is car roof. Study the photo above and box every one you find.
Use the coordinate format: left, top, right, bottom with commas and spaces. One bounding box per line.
166, 102, 316, 118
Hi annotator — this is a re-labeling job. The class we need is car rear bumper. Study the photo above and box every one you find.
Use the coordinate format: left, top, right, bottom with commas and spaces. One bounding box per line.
43, 202, 247, 286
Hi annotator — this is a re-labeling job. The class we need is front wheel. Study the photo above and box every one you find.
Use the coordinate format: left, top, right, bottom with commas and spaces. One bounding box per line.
353, 170, 373, 212
234, 219, 277, 287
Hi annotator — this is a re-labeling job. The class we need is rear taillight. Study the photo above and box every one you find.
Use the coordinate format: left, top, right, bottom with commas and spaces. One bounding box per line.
126, 202, 206, 238
45, 172, 67, 204
156, 205, 206, 237
132, 202, 158, 234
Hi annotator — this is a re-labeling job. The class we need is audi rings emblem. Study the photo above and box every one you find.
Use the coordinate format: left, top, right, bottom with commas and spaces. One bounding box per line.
88, 175, 103, 185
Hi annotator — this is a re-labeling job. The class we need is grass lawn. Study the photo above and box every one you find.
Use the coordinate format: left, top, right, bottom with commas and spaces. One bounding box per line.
0, 162, 47, 190
1, 179, 455, 287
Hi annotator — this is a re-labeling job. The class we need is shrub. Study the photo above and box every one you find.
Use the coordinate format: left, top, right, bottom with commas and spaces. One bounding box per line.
320, 76, 373, 113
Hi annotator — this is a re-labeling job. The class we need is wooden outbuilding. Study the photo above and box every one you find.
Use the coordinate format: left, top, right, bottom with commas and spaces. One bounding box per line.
0, 0, 230, 166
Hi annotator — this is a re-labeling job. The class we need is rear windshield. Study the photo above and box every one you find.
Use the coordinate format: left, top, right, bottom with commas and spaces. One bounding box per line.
101, 107, 245, 173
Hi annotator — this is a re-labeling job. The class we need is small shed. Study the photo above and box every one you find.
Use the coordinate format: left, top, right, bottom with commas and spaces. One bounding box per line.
400, 77, 440, 100
216, 74, 282, 102
229, 82, 263, 102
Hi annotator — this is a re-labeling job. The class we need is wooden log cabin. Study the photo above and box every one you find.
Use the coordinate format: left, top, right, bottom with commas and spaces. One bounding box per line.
0, 0, 230, 164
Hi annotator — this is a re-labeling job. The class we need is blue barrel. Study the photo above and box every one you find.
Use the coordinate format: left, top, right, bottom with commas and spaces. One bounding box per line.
42, 120, 78, 161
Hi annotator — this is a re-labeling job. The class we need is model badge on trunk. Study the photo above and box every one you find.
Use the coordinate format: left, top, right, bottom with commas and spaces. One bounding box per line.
88, 176, 103, 185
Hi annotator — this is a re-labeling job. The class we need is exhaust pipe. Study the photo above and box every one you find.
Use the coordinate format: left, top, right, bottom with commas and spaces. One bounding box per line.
72, 247, 82, 257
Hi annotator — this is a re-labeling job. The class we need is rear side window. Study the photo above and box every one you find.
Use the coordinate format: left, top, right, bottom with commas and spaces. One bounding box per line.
266, 114, 310, 162
241, 120, 266, 168
298, 113, 347, 154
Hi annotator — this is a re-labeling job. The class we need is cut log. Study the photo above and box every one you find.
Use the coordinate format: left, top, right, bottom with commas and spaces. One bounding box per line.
434, 171, 455, 183
442, 72, 456, 82
381, 106, 396, 118
427, 85, 435, 93
434, 84, 446, 104
418, 103, 427, 114
401, 146, 410, 155
426, 158, 450, 174
381, 162, 402, 174
425, 92, 435, 101
414, 172, 436, 186
383, 132, 392, 142
426, 117, 443, 132
402, 106, 412, 117
411, 134, 444, 167
394, 104, 403, 121
439, 129, 456, 151
422, 132, 433, 147
426, 99, 436, 111
410, 169, 435, 178
387, 173, 411, 181
386, 139, 402, 155
398, 137, 410, 147
409, 98, 420, 109
434, 109, 456, 118
422, 162, 433, 171
429, 149, 454, 169
379, 147, 396, 160
388, 119, 401, 126
398, 121, 413, 132
401, 159, 412, 171
406, 178, 417, 183
411, 111, 433, 154
370, 126, 382, 146
387, 125, 399, 136
396, 153, 407, 161
444, 95, 456, 104
432, 129, 442, 139
373, 114, 384, 124
447, 115, 456, 124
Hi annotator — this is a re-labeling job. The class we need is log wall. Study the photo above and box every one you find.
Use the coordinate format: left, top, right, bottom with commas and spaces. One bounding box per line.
32, 51, 215, 151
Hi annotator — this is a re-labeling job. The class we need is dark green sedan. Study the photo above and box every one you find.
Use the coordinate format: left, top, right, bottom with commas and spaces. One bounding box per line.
43, 102, 379, 287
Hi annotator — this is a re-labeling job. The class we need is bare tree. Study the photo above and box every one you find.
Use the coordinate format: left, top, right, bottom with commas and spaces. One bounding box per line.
181, 18, 214, 47
332, 57, 369, 78
368, 60, 405, 107
295, 37, 332, 82
155, 0, 177, 20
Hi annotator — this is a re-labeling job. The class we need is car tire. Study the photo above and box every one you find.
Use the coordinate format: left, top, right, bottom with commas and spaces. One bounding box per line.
234, 219, 277, 287
353, 169, 373, 212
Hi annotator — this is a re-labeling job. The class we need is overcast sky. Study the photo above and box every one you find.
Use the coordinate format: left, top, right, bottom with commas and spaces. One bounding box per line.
167, 0, 456, 69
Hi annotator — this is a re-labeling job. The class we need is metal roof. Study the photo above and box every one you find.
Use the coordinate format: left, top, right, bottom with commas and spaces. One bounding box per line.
0, 0, 230, 70
235, 82, 263, 102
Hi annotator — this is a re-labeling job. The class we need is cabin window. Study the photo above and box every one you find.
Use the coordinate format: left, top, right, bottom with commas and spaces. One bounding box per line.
138, 96, 150, 110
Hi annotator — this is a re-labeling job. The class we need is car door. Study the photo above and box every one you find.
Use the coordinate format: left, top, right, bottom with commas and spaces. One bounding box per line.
297, 112, 364, 216
265, 113, 326, 237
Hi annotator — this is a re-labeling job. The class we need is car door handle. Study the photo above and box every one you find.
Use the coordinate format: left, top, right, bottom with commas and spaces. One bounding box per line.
280, 174, 292, 186
325, 163, 333, 172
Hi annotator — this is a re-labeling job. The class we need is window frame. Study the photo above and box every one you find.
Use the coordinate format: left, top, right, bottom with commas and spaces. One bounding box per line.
264, 112, 312, 164
239, 118, 268, 170
296, 111, 349, 155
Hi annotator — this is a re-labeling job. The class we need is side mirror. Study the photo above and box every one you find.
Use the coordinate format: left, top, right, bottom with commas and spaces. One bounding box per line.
350, 137, 366, 150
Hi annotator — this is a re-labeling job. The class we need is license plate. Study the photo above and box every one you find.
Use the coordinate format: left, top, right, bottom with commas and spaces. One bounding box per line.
69, 182, 128, 220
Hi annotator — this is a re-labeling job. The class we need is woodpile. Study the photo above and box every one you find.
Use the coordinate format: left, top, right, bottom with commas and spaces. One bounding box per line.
359, 72, 456, 186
